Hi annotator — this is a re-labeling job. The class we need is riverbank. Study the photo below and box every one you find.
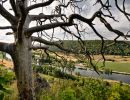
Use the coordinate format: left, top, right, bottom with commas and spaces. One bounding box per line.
75, 63, 130, 84
76, 65, 130, 76
100, 69, 130, 75
56, 53, 130, 73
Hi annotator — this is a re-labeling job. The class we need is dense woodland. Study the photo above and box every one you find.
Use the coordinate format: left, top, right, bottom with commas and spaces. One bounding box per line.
50, 40, 130, 56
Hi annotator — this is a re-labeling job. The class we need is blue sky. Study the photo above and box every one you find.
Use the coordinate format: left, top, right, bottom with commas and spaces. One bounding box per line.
0, 0, 130, 43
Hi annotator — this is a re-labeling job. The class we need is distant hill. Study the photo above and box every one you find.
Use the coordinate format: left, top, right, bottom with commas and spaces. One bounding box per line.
49, 40, 130, 56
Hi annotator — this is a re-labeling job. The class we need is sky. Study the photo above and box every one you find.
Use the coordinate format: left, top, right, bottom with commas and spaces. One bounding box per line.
0, 0, 130, 43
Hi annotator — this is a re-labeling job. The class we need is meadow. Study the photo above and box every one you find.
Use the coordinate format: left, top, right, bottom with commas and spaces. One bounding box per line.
92, 55, 130, 73
100, 62, 130, 73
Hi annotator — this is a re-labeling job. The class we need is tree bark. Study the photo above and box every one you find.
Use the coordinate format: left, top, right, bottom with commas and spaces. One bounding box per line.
12, 36, 36, 100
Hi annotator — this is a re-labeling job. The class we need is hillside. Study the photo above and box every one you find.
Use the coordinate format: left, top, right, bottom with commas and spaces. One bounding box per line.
49, 40, 130, 56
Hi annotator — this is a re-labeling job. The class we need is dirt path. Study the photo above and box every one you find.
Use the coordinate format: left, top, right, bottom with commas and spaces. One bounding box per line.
0, 59, 13, 68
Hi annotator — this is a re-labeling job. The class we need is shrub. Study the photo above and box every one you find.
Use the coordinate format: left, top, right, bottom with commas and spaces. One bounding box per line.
58, 87, 76, 100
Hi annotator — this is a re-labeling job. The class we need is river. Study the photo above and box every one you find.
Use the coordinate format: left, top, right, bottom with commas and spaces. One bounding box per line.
74, 66, 130, 84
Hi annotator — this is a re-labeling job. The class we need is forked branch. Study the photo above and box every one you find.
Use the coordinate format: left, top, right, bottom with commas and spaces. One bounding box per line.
31, 36, 76, 53
0, 26, 13, 30
0, 4, 17, 25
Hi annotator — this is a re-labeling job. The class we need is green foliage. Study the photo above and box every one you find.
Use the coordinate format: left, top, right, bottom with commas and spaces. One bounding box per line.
82, 79, 110, 100
109, 84, 130, 100
0, 66, 15, 100
39, 76, 130, 100
0, 67, 15, 83
104, 68, 112, 75
39, 58, 52, 64
0, 52, 3, 59
33, 65, 77, 80
59, 87, 76, 100
50, 40, 130, 56
98, 61, 130, 73
7, 73, 130, 100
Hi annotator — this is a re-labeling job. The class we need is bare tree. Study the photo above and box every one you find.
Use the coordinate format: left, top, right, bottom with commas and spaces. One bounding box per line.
0, 0, 130, 99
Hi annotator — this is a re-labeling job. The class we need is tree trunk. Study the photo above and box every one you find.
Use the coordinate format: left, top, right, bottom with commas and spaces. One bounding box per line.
12, 36, 36, 100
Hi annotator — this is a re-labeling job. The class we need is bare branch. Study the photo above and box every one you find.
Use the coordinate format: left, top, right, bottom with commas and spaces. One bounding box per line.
0, 42, 14, 55
0, 0, 8, 5
2, 0, 8, 3
10, 0, 19, 17
25, 22, 71, 36
115, 0, 130, 21
26, 0, 54, 12
25, 13, 94, 36
0, 26, 13, 30
115, 0, 130, 16
31, 45, 49, 50
30, 14, 66, 21
99, 16, 126, 37
0, 4, 17, 25
61, 26, 80, 39
6, 32, 14, 35
94, 0, 111, 9
31, 36, 76, 53
89, 24, 105, 67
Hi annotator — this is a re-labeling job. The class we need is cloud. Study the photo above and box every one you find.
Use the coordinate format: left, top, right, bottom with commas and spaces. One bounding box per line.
82, 0, 130, 40
0, 33, 14, 43
0, 0, 130, 42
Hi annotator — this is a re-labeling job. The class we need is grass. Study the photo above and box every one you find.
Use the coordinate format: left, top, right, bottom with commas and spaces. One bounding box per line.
97, 61, 130, 73
32, 74, 130, 100
4, 74, 130, 100
0, 52, 3, 59
4, 82, 18, 100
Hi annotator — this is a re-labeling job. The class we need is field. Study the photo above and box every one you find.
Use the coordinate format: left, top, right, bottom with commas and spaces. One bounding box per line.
98, 61, 130, 73
93, 55, 130, 73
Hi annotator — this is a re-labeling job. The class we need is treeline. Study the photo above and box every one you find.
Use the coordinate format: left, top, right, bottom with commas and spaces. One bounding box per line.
49, 40, 130, 56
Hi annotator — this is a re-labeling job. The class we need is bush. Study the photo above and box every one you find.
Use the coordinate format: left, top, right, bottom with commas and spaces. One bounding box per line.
109, 84, 130, 100
59, 87, 76, 100
0, 66, 15, 99
39, 76, 130, 100
34, 65, 77, 80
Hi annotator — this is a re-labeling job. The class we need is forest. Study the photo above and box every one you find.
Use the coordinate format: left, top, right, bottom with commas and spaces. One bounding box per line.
49, 40, 130, 56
